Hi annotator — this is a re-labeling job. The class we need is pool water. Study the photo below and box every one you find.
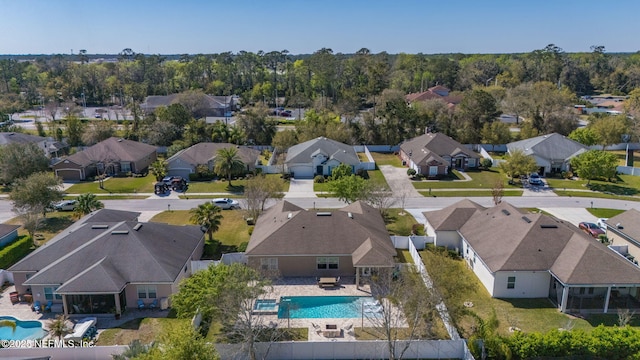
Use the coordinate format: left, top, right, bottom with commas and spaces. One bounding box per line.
278, 296, 381, 319
0, 316, 47, 340
254, 299, 277, 311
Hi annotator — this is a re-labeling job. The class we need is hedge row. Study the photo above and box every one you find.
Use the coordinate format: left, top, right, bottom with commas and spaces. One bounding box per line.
0, 235, 33, 269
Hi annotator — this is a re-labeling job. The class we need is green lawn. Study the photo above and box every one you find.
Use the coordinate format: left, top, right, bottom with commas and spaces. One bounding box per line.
385, 209, 424, 236
554, 190, 640, 202
420, 190, 524, 197
420, 247, 614, 336
187, 175, 288, 194
314, 170, 388, 192
412, 169, 515, 189
370, 152, 403, 167
611, 150, 640, 167
547, 175, 640, 196
586, 208, 625, 218
5, 211, 76, 244
96, 317, 188, 346
66, 174, 155, 194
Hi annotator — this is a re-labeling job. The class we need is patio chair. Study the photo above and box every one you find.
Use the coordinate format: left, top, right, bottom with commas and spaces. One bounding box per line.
137, 299, 146, 310
44, 300, 53, 312
147, 298, 158, 310
9, 291, 19, 304
33, 300, 41, 312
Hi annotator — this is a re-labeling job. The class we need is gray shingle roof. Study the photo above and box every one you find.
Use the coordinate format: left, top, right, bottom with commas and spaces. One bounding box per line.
423, 199, 485, 230
0, 224, 20, 238
55, 137, 157, 167
168, 142, 259, 167
11, 217, 204, 294
606, 209, 640, 242
245, 201, 395, 266
400, 133, 479, 167
285, 137, 360, 166
426, 201, 640, 286
507, 133, 588, 161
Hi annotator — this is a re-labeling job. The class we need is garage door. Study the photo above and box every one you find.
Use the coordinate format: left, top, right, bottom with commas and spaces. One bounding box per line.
167, 168, 192, 180
289, 165, 314, 179
55, 169, 83, 181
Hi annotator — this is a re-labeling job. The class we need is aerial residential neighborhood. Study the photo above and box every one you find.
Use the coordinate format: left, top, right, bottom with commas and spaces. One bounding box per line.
2, 2, 640, 360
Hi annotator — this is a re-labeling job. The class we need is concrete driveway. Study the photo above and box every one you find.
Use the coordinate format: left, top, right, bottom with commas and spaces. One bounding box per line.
539, 207, 598, 227
378, 165, 420, 197
285, 179, 316, 198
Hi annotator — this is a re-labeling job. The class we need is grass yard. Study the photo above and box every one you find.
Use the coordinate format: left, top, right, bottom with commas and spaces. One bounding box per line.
385, 209, 424, 236
66, 174, 155, 194
611, 150, 640, 167
96, 317, 188, 346
420, 190, 523, 197
586, 208, 625, 218
554, 190, 640, 202
5, 211, 76, 244
547, 175, 640, 196
419, 247, 635, 336
412, 169, 515, 190
150, 209, 251, 258
370, 152, 403, 167
357, 152, 370, 162
314, 169, 388, 192
187, 175, 288, 194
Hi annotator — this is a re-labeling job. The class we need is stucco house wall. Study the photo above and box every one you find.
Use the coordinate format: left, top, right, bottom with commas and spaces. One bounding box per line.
248, 255, 355, 277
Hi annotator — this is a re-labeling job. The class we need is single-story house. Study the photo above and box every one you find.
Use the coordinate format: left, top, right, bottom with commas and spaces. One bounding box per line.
423, 200, 640, 314
399, 132, 480, 177
507, 133, 588, 175
52, 137, 157, 181
9, 209, 204, 315
0, 132, 66, 158
167, 142, 260, 179
603, 209, 640, 264
245, 200, 396, 285
0, 224, 20, 248
141, 94, 239, 118
285, 137, 361, 179
405, 85, 462, 109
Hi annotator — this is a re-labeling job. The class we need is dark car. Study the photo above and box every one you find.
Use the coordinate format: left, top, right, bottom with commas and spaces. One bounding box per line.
279, 110, 292, 117
579, 222, 606, 238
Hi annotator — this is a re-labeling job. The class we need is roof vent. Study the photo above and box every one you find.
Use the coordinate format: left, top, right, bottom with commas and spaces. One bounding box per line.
316, 212, 332, 216
348, 212, 353, 219
91, 224, 109, 229
521, 216, 531, 223
540, 224, 558, 229
501, 209, 510, 216
133, 223, 143, 231
617, 223, 623, 229
111, 230, 130, 235
287, 213, 292, 219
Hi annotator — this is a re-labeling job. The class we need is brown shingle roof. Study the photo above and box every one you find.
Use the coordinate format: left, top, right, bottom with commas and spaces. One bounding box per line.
400, 133, 479, 167
423, 199, 485, 230
57, 137, 157, 167
245, 201, 395, 266
168, 142, 259, 167
607, 209, 640, 242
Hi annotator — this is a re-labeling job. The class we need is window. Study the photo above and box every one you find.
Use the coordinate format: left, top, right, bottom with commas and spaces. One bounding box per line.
120, 162, 131, 172
44, 287, 62, 300
260, 258, 278, 270
137, 285, 157, 299
429, 166, 438, 176
317, 257, 339, 270
507, 276, 516, 289
588, 287, 594, 295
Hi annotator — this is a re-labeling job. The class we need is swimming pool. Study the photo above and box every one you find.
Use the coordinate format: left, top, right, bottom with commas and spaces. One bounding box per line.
0, 316, 47, 341
277, 296, 382, 319
254, 299, 277, 311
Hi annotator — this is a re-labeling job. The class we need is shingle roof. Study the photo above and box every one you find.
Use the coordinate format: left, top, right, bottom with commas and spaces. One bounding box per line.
430, 201, 640, 286
607, 209, 640, 243
399, 133, 479, 167
56, 137, 157, 167
507, 133, 588, 161
0, 224, 20, 237
285, 137, 359, 166
11, 216, 204, 293
423, 199, 485, 230
0, 132, 46, 145
168, 142, 259, 167
245, 201, 395, 266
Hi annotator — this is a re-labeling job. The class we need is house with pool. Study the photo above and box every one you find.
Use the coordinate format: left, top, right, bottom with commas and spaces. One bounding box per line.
9, 209, 205, 316
244, 200, 396, 285
423, 200, 640, 314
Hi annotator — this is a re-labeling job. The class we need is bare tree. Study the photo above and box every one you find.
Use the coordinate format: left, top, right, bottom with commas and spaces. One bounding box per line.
244, 175, 285, 220
365, 183, 396, 219
365, 268, 439, 360
492, 179, 504, 205
397, 190, 409, 216
618, 309, 636, 327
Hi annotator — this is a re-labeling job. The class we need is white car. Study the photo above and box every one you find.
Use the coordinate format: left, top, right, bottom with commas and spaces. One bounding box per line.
54, 200, 77, 211
597, 218, 608, 230
211, 198, 240, 210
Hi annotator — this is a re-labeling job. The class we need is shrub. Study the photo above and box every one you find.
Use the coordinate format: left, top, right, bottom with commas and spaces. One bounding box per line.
0, 235, 33, 269
237, 241, 249, 252
480, 158, 493, 168
313, 175, 325, 183
407, 168, 417, 177
247, 226, 254, 236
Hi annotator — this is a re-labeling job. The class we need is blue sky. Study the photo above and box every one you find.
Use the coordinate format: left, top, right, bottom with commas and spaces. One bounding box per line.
1, 0, 638, 55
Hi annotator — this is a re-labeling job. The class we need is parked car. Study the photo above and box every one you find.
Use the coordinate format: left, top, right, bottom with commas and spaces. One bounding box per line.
54, 200, 77, 211
579, 222, 606, 238
597, 218, 608, 230
154, 182, 169, 195
211, 198, 240, 210
528, 173, 543, 186
279, 110, 292, 117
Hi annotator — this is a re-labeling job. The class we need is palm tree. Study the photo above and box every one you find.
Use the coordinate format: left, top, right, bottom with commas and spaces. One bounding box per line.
189, 202, 223, 242
214, 147, 246, 186
150, 159, 168, 181
47, 314, 72, 340
74, 193, 104, 217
